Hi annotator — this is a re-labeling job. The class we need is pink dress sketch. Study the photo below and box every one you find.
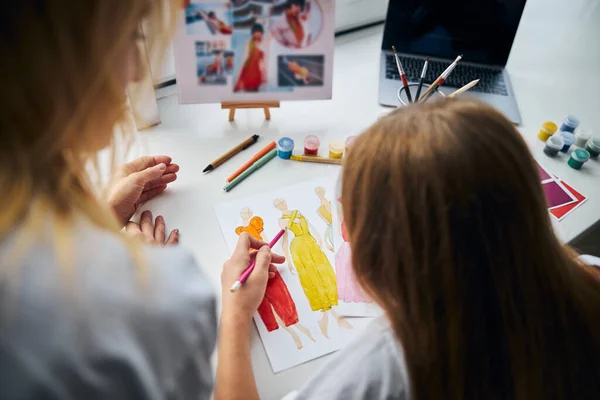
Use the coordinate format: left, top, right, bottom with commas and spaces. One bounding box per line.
336, 200, 372, 303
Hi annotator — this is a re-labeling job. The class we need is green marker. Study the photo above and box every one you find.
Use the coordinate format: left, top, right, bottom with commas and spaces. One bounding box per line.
223, 148, 277, 192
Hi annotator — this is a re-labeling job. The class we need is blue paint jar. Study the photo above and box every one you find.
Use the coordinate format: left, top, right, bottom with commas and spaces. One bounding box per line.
543, 135, 564, 157
559, 131, 575, 153
277, 137, 294, 159
559, 115, 579, 133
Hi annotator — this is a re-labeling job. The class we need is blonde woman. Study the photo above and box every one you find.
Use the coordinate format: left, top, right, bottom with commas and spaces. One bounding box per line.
0, 1, 283, 398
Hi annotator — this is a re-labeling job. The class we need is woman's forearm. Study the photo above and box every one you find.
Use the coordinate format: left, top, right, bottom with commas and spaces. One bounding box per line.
215, 314, 259, 400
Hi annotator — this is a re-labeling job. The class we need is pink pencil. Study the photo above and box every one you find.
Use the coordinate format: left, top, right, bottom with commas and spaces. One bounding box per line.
230, 228, 287, 292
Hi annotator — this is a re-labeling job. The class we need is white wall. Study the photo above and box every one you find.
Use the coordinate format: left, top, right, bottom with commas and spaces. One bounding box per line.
153, 0, 389, 84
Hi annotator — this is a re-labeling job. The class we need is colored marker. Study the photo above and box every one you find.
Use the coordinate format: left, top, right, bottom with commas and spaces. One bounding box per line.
289, 155, 342, 165
230, 210, 297, 292
415, 56, 429, 101
392, 46, 413, 103
223, 148, 277, 192
203, 134, 259, 173
225, 141, 276, 182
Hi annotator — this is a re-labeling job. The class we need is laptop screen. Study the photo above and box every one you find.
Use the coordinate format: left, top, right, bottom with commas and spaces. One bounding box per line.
382, 0, 527, 66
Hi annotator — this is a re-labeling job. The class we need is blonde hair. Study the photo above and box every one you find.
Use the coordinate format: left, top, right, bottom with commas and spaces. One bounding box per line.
0, 1, 178, 248
343, 99, 600, 399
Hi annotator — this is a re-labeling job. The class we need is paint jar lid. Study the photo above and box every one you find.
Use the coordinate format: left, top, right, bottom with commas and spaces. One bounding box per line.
304, 135, 320, 149
576, 128, 592, 140
588, 136, 600, 151
560, 131, 576, 145
563, 115, 580, 128
329, 140, 344, 152
571, 148, 590, 162
278, 137, 294, 151
345, 136, 357, 147
541, 121, 558, 133
546, 135, 564, 150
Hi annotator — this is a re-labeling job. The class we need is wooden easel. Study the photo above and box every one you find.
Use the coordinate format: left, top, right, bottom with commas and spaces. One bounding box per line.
221, 102, 280, 122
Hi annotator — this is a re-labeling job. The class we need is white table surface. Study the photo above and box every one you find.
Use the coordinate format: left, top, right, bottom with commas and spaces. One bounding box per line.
132, 1, 600, 398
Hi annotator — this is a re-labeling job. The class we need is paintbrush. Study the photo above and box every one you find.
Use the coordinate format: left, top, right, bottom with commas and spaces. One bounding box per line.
392, 46, 413, 103
447, 79, 480, 98
415, 56, 429, 101
418, 54, 463, 102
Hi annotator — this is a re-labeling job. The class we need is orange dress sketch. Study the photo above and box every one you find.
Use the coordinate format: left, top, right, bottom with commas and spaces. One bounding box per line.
236, 216, 299, 332
283, 212, 338, 311
215, 20, 233, 35
234, 39, 264, 92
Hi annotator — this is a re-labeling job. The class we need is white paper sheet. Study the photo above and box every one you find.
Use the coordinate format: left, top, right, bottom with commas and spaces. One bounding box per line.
215, 176, 373, 372
175, 0, 335, 104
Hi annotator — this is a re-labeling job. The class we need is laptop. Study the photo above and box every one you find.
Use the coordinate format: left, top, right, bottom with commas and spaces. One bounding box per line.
378, 0, 526, 124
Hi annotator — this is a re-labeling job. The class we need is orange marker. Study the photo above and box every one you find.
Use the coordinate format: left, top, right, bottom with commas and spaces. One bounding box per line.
225, 141, 277, 182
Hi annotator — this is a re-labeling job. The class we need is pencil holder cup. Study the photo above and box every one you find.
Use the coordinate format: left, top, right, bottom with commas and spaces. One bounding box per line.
397, 83, 445, 106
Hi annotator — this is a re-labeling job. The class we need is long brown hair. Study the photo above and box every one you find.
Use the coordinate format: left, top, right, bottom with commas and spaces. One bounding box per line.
0, 1, 177, 252
343, 99, 600, 399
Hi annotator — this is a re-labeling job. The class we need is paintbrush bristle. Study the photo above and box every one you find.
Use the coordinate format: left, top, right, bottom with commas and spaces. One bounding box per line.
392, 45, 397, 54
426, 56, 429, 61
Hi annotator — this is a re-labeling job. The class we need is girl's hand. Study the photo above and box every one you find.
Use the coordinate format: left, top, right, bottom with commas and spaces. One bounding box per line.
107, 156, 179, 227
221, 233, 285, 323
125, 210, 179, 246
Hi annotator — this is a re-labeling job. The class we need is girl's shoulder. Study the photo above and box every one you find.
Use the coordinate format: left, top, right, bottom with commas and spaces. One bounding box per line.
293, 317, 410, 400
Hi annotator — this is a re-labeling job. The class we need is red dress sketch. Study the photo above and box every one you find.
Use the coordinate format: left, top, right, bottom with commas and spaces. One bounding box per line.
235, 210, 315, 349
234, 40, 264, 92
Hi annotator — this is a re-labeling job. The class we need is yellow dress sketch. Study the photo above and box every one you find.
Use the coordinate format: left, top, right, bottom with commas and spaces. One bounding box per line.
274, 197, 352, 338
283, 213, 338, 311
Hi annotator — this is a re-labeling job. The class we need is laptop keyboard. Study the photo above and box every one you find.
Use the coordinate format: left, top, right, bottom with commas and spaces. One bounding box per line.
385, 54, 508, 96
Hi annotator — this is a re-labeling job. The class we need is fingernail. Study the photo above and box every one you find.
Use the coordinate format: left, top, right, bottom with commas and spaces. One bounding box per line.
174, 229, 179, 234
158, 163, 167, 170
157, 215, 163, 221
261, 245, 270, 252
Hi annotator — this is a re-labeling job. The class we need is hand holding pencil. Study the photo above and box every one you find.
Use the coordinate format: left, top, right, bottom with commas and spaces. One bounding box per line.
221, 233, 286, 319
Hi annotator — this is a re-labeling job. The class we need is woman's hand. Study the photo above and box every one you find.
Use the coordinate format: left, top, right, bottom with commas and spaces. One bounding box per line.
221, 233, 285, 324
125, 210, 179, 246
107, 156, 179, 226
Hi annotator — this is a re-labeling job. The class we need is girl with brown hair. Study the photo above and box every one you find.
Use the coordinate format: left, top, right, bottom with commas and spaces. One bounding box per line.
218, 98, 600, 400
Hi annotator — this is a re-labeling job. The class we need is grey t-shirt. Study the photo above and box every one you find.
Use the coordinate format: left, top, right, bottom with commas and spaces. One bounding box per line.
0, 222, 217, 400
293, 317, 410, 400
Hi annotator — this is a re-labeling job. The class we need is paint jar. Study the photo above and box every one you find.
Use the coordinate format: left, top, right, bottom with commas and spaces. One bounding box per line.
586, 136, 600, 158
345, 136, 357, 154
574, 128, 592, 148
303, 135, 320, 155
329, 140, 344, 159
277, 137, 294, 159
559, 115, 579, 133
559, 131, 575, 152
537, 121, 557, 142
543, 135, 564, 157
568, 148, 590, 170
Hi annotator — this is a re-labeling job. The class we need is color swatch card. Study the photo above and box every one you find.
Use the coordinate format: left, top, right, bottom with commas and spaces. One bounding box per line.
175, 0, 335, 104
215, 176, 372, 373
536, 162, 587, 221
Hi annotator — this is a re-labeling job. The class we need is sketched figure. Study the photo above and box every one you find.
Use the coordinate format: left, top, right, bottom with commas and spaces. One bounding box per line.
236, 207, 314, 349
314, 186, 333, 252
273, 198, 352, 338
199, 10, 233, 34
335, 198, 373, 303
